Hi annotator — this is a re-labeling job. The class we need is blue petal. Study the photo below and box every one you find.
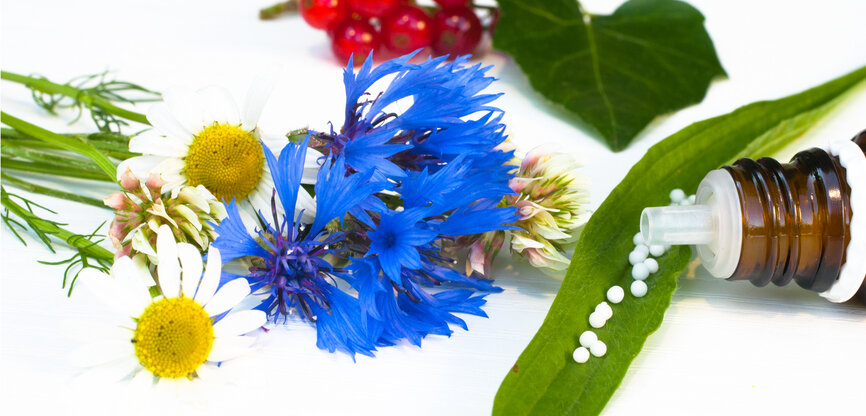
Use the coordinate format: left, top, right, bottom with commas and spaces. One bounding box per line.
211, 201, 271, 262
308, 155, 392, 236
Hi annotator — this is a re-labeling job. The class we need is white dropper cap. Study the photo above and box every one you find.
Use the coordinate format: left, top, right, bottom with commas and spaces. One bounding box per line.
640, 169, 743, 279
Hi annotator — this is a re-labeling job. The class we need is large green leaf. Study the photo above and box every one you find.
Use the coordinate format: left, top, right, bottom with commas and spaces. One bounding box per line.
493, 0, 725, 151
492, 66, 866, 416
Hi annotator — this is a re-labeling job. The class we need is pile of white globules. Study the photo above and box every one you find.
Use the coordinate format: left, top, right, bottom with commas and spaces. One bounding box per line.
573, 189, 695, 364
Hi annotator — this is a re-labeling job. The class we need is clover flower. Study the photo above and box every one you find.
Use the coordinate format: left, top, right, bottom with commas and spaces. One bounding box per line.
70, 225, 264, 386
105, 169, 226, 260
461, 145, 589, 277
507, 146, 588, 274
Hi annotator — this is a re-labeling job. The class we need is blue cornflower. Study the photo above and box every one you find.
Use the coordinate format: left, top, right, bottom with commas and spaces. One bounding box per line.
309, 51, 508, 178
349, 155, 520, 346
211, 138, 390, 357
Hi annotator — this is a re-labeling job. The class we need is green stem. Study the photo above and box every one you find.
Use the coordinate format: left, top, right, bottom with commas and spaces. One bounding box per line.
259, 1, 297, 20
1, 172, 106, 208
0, 71, 150, 125
1, 145, 97, 169
1, 112, 118, 181
0, 186, 114, 262
2, 137, 136, 160
1, 158, 114, 181
3, 133, 136, 159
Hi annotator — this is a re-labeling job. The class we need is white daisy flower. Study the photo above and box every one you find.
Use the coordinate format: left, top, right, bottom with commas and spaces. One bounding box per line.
118, 73, 320, 224
69, 225, 266, 387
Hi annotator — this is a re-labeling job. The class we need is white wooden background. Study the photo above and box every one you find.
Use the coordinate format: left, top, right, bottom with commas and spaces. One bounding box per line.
1, 1, 865, 415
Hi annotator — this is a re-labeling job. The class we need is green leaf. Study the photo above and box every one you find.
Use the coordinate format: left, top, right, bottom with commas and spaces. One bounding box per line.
492, 66, 866, 416
1, 112, 118, 181
493, 0, 725, 150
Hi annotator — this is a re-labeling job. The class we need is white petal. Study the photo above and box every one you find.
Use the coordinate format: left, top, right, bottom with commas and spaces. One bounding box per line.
174, 204, 202, 231
261, 136, 288, 154
194, 362, 218, 381
161, 175, 187, 194
163, 88, 208, 135
197, 86, 241, 126
129, 130, 189, 157
80, 268, 140, 317
146, 102, 193, 144
151, 157, 186, 178
212, 310, 265, 337
128, 369, 155, 393
62, 320, 131, 342
76, 357, 139, 385
207, 335, 256, 362
203, 278, 250, 316
241, 67, 279, 131
130, 228, 158, 257
297, 187, 317, 223
302, 148, 323, 184
194, 247, 221, 305
156, 225, 180, 298
111, 256, 153, 313
116, 155, 165, 180
69, 341, 134, 367
177, 243, 204, 299
131, 253, 157, 287
178, 186, 211, 213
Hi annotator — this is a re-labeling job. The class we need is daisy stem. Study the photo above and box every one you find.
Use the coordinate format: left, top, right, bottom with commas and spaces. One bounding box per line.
0, 71, 150, 125
1, 172, 105, 208
1, 186, 114, 262
1, 112, 118, 182
259, 1, 297, 20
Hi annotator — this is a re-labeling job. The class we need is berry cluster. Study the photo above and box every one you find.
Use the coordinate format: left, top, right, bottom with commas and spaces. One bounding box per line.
298, 0, 491, 64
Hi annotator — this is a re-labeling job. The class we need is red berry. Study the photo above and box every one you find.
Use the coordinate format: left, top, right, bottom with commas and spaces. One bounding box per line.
346, 0, 400, 17
432, 7, 483, 56
434, 0, 469, 7
299, 0, 347, 31
380, 5, 433, 55
330, 19, 380, 65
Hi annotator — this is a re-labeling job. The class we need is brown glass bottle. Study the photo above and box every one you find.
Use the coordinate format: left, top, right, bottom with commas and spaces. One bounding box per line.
724, 130, 866, 302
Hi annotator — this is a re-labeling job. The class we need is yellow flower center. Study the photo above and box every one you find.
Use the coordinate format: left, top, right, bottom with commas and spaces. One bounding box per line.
185, 123, 264, 202
132, 296, 214, 379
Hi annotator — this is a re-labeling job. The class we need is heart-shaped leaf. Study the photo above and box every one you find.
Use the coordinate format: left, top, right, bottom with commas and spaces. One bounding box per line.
493, 0, 726, 151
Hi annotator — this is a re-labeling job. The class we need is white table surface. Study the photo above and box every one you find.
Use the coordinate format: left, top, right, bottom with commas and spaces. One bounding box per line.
2, 1, 866, 415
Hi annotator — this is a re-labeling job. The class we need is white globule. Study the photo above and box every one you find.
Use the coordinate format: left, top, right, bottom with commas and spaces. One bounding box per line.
644, 258, 659, 273
648, 244, 665, 257
669, 188, 686, 203
631, 263, 650, 280
628, 249, 648, 265
688, 195, 696, 204
595, 302, 613, 320
579, 330, 598, 348
573, 346, 590, 363
606, 285, 624, 303
631, 280, 648, 297
634, 244, 649, 255
633, 232, 645, 245
589, 311, 607, 328
590, 340, 607, 357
